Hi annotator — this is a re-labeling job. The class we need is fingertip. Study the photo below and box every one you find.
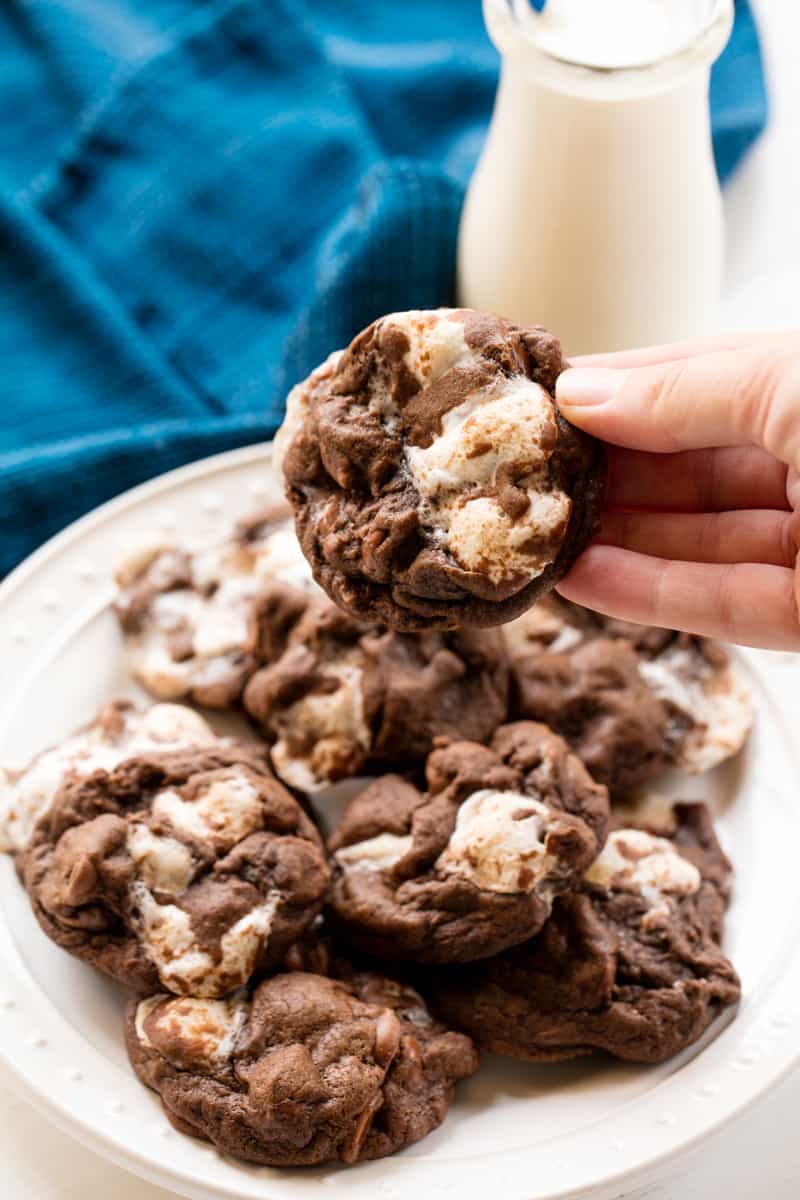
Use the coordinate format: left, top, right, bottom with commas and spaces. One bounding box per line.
556, 367, 628, 410
556, 361, 689, 452
555, 543, 615, 601
555, 368, 632, 443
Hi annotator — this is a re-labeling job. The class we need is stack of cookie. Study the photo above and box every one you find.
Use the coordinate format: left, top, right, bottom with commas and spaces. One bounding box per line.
0, 309, 752, 1170
0, 699, 477, 1166
114, 505, 510, 793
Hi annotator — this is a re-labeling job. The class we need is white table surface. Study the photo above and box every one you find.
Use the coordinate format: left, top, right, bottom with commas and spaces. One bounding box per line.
2, 1, 799, 1196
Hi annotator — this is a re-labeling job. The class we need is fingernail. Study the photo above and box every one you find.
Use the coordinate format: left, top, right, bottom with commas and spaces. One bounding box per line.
556, 367, 629, 406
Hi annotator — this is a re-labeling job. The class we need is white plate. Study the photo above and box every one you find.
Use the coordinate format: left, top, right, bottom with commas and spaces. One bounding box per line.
0, 443, 799, 1200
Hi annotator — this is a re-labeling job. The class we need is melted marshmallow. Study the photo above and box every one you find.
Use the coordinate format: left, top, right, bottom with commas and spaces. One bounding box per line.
435, 788, 558, 894
270, 652, 371, 793
405, 367, 571, 584
0, 703, 216, 853
126, 823, 195, 895
335, 832, 414, 872
132, 884, 280, 998
152, 774, 264, 852
584, 828, 701, 926
389, 308, 473, 385
135, 993, 247, 1060
639, 644, 753, 772
128, 766, 276, 995
119, 520, 317, 700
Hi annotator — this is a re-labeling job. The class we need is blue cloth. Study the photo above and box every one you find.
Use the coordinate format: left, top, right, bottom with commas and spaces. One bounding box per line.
0, 0, 767, 576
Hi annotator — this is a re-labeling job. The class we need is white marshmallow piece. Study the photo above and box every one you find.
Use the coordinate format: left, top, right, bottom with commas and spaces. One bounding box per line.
0, 703, 216, 854
132, 883, 280, 998
584, 828, 701, 927
435, 789, 558, 894
270, 651, 371, 793
335, 832, 414, 872
152, 773, 264, 853
120, 517, 318, 701
134, 993, 247, 1060
404, 363, 571, 585
388, 308, 472, 385
126, 823, 195, 895
638, 644, 753, 772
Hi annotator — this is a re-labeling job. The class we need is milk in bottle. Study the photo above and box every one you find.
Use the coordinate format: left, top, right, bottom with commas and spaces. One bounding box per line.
457, 0, 734, 354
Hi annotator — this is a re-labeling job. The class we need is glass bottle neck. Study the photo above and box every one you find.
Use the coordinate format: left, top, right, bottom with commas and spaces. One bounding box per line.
484, 0, 733, 101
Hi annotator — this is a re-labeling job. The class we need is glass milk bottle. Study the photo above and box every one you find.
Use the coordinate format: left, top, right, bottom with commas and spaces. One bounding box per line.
457, 0, 734, 355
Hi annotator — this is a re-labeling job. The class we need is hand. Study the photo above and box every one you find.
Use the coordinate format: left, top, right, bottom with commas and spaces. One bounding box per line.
554, 332, 800, 651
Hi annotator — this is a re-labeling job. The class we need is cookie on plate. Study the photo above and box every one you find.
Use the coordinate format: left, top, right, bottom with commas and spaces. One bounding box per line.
430, 801, 740, 1064
502, 592, 676, 657
505, 597, 753, 788
326, 721, 609, 963
243, 596, 510, 792
275, 308, 605, 631
114, 506, 318, 707
0, 700, 218, 855
634, 634, 753, 773
22, 744, 329, 995
126, 966, 477, 1166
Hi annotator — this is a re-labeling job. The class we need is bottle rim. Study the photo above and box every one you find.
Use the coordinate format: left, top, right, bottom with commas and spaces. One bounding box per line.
484, 0, 734, 98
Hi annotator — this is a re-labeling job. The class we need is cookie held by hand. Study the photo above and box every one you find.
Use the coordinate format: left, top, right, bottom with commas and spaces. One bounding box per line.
275, 309, 605, 630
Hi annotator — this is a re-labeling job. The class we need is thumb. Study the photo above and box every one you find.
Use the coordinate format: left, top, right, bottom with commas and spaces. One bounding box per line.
555, 340, 800, 470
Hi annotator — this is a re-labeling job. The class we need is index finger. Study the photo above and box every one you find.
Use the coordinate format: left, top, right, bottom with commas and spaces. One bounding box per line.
556, 340, 800, 469
570, 331, 768, 369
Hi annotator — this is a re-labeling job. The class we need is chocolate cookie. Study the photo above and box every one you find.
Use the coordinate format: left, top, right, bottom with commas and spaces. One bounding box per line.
275, 309, 605, 631
327, 721, 609, 963
126, 967, 477, 1166
114, 506, 318, 707
430, 801, 740, 1064
243, 596, 509, 792
22, 745, 330, 995
505, 597, 753, 788
634, 634, 753, 773
503, 592, 677, 658
0, 700, 219, 855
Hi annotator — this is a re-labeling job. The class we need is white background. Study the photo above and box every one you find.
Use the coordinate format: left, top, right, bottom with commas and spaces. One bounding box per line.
1, 0, 798, 1195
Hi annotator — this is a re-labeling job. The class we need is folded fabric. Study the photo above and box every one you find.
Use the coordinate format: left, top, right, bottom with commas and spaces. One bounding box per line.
0, 0, 767, 576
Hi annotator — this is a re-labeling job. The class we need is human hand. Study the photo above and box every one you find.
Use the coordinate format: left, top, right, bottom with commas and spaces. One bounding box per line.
554, 333, 800, 651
